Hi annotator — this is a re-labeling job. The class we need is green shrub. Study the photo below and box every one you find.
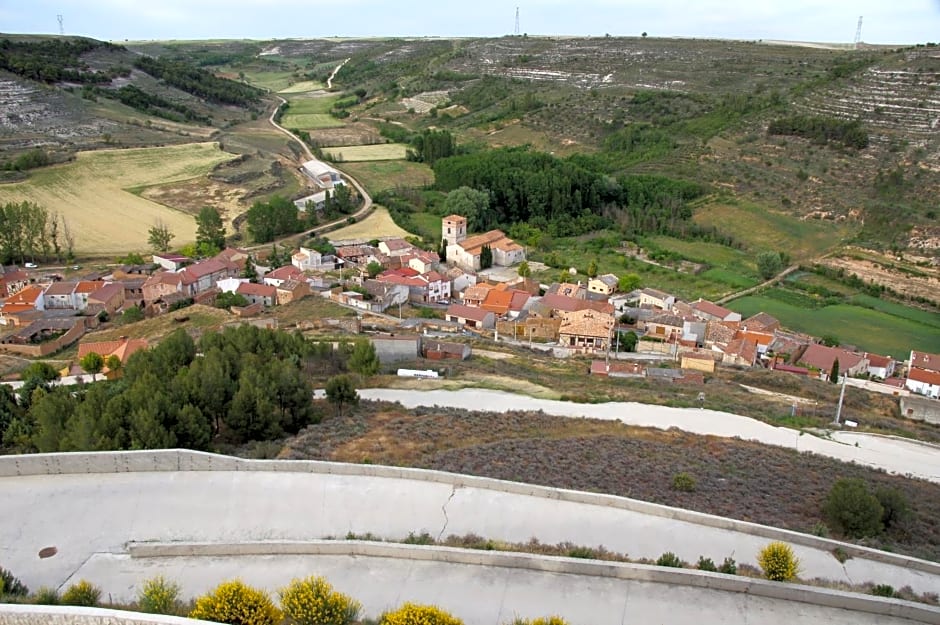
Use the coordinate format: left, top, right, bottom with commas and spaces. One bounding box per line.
61, 580, 101, 607
871, 584, 898, 598
565, 546, 596, 559
0, 566, 28, 596
832, 547, 851, 564
655, 552, 683, 568
874, 486, 911, 531
757, 542, 801, 582
696, 556, 717, 572
718, 557, 737, 575
380, 602, 464, 625
33, 586, 59, 605
190, 579, 281, 625
278, 576, 361, 625
138, 575, 181, 615
823, 478, 884, 538
671, 472, 696, 492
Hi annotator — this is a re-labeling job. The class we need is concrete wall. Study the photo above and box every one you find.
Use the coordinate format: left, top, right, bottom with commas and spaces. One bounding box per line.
370, 336, 420, 364
900, 396, 940, 425
846, 376, 911, 397
0, 605, 216, 625
0, 320, 86, 357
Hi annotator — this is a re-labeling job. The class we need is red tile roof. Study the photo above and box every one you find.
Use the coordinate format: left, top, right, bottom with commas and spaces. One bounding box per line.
237, 282, 277, 297
908, 367, 940, 386
447, 303, 492, 322
182, 259, 227, 281
799, 344, 864, 373
78, 338, 149, 363
88, 282, 124, 303
692, 299, 734, 319
74, 280, 104, 294
865, 353, 893, 368
911, 351, 940, 373
265, 265, 304, 281
44, 281, 77, 296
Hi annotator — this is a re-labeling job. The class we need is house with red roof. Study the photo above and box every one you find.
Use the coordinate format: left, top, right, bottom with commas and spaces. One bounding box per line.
78, 337, 149, 378
180, 259, 233, 295
865, 353, 896, 380
0, 267, 30, 298
445, 303, 495, 330
910, 350, 940, 373
142, 272, 183, 305
798, 343, 868, 378
86, 282, 126, 315
263, 265, 305, 288
0, 284, 46, 326
906, 367, 940, 399
236, 282, 277, 307
691, 299, 741, 323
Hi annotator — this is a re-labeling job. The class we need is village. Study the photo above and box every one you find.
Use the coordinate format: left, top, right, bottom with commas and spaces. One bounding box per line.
0, 208, 938, 422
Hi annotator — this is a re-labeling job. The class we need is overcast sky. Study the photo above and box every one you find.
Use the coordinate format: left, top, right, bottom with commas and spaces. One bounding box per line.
3, 0, 940, 44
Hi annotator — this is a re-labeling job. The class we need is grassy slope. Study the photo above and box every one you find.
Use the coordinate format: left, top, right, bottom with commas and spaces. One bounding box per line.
0, 143, 234, 253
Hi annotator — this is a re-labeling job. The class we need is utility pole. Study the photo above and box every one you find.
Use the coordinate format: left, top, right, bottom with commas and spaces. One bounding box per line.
833, 372, 848, 426
57, 15, 64, 36
854, 16, 863, 49
514, 7, 521, 36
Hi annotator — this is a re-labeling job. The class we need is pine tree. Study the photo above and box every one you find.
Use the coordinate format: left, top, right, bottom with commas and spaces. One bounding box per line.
829, 357, 840, 383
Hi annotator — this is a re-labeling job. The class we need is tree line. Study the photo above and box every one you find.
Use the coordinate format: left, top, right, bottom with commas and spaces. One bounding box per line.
767, 115, 869, 149
83, 84, 211, 125
0, 201, 75, 264
0, 38, 129, 84
0, 326, 360, 454
133, 55, 263, 107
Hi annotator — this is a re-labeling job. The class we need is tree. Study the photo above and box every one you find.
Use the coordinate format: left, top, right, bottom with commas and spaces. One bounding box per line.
618, 330, 638, 352
480, 244, 493, 270
442, 186, 490, 232
190, 580, 281, 625
215, 291, 250, 309
325, 375, 358, 417
756, 251, 783, 280
366, 260, 384, 279
828, 358, 840, 383
147, 220, 174, 253
438, 239, 447, 262
120, 306, 144, 325
587, 259, 598, 278
105, 354, 122, 374
246, 196, 301, 243
620, 273, 641, 292
823, 478, 883, 538
278, 576, 361, 625
195, 206, 225, 254
874, 486, 910, 531
80, 352, 105, 382
242, 253, 258, 281
821, 335, 840, 347
757, 541, 800, 582
517, 261, 531, 278
348, 340, 380, 376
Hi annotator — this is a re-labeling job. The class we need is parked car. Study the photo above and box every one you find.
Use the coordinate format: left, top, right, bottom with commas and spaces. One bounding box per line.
24, 262, 37, 268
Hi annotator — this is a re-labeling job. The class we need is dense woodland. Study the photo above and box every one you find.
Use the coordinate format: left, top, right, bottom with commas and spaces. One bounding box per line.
133, 56, 263, 107
0, 326, 356, 454
0, 38, 129, 84
431, 147, 706, 238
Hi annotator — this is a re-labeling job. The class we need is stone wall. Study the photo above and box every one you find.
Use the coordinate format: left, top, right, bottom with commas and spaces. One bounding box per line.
0, 605, 216, 625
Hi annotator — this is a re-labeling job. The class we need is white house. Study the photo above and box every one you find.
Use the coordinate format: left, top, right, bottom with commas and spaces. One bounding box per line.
443, 215, 525, 272
638, 288, 675, 310
216, 277, 249, 294
906, 368, 940, 399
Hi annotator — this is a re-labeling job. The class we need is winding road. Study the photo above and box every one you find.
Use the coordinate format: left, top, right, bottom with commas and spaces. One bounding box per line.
251, 60, 373, 251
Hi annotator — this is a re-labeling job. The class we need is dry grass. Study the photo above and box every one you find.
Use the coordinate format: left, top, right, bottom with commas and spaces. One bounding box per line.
339, 160, 434, 195
326, 144, 409, 162
326, 205, 414, 241
0, 143, 236, 254
278, 80, 325, 94
84, 304, 235, 343
284, 402, 940, 562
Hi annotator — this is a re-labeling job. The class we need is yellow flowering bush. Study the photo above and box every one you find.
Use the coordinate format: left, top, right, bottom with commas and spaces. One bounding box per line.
757, 541, 801, 582
189, 579, 281, 625
509, 618, 569, 625
380, 602, 464, 625
278, 576, 361, 625
138, 575, 181, 615
61, 579, 101, 607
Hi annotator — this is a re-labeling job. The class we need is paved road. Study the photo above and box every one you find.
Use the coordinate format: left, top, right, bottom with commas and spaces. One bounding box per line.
357, 388, 940, 483
2, 468, 937, 606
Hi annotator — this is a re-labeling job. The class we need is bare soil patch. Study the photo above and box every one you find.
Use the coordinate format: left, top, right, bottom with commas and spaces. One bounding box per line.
821, 251, 940, 305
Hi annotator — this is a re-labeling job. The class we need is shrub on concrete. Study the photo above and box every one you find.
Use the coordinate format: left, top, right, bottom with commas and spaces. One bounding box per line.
823, 478, 883, 538
871, 584, 898, 598
0, 566, 28, 597
757, 542, 801, 582
671, 472, 696, 492
696, 556, 717, 572
138, 575, 181, 615
278, 575, 361, 625
380, 602, 464, 625
61, 579, 101, 607
508, 618, 569, 625
655, 552, 683, 568
32, 586, 59, 605
718, 557, 737, 575
190, 579, 281, 625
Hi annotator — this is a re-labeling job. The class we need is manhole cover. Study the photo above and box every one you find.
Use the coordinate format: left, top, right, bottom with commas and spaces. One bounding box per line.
38, 546, 57, 559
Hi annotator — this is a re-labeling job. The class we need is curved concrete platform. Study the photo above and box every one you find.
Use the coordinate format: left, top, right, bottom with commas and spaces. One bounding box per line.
2, 451, 939, 624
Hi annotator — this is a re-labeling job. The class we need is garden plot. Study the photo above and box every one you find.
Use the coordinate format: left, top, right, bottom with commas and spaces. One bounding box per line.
326, 144, 408, 162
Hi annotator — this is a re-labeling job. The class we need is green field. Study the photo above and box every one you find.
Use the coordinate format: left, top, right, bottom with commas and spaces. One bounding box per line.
279, 80, 325, 94
849, 294, 940, 329
409, 211, 443, 242
647, 235, 756, 270
239, 70, 298, 92
326, 144, 409, 162
700, 268, 758, 289
726, 296, 940, 359
281, 95, 343, 129
340, 161, 435, 194
694, 198, 857, 260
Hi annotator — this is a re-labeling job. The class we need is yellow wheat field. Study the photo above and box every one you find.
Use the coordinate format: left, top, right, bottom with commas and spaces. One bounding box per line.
0, 143, 236, 254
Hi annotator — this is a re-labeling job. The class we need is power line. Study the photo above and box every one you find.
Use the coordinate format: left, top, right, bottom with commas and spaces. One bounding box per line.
57, 14, 64, 36
854, 15, 863, 49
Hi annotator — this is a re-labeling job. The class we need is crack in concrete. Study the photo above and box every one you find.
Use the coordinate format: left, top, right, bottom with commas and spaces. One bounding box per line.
437, 484, 458, 542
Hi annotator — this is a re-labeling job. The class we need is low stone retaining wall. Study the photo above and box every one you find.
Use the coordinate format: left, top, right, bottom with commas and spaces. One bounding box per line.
127, 541, 940, 624
2, 450, 939, 578
0, 605, 215, 625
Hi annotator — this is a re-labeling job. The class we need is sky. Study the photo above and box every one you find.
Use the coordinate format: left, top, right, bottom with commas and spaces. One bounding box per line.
2, 0, 940, 44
